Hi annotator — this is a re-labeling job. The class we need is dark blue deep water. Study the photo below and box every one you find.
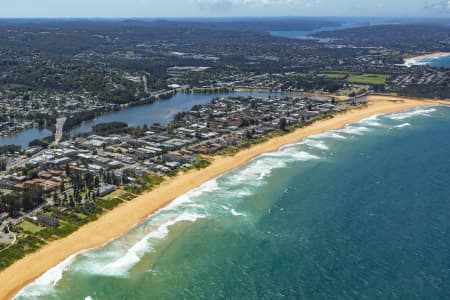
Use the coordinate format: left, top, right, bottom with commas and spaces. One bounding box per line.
17, 106, 450, 300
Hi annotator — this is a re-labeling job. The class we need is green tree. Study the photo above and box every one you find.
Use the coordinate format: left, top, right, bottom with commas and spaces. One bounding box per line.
279, 118, 287, 131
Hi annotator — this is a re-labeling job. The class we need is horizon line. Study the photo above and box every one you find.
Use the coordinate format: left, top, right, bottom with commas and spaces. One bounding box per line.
0, 16, 447, 20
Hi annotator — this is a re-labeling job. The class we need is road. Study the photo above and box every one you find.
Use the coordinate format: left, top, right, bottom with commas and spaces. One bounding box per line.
4, 150, 44, 172
54, 117, 67, 145
142, 75, 149, 94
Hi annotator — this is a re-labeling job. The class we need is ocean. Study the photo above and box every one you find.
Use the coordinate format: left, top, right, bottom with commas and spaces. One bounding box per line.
15, 106, 450, 300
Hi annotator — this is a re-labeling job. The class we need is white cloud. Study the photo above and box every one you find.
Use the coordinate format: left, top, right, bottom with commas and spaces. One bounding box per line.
426, 0, 450, 12
202, 0, 296, 5
193, 0, 300, 10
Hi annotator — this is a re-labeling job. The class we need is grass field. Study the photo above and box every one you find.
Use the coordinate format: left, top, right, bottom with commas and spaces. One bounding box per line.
18, 221, 43, 234
323, 73, 348, 79
74, 212, 87, 220
96, 198, 124, 210
369, 50, 401, 56
295, 73, 309, 77
346, 74, 390, 85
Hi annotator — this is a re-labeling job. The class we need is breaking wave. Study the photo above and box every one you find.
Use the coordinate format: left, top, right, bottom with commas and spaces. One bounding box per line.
303, 139, 330, 150
74, 212, 206, 277
340, 126, 371, 136
389, 108, 437, 120
310, 131, 347, 140
360, 115, 383, 127
393, 123, 411, 129
14, 254, 79, 299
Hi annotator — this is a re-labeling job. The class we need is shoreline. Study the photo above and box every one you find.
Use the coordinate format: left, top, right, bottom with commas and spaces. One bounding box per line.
0, 96, 446, 300
403, 52, 450, 65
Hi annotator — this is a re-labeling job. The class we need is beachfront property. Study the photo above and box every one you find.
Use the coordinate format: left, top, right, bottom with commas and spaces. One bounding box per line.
0, 92, 358, 276
0, 94, 346, 223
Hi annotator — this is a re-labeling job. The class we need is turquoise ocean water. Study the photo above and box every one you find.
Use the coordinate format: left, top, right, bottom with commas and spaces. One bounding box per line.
15, 106, 450, 300
406, 55, 450, 68
426, 55, 450, 68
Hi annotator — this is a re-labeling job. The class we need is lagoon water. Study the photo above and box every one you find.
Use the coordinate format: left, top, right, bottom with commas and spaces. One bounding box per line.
269, 20, 392, 41
270, 23, 361, 40
0, 92, 274, 148
16, 106, 450, 299
69, 91, 275, 137
0, 128, 52, 149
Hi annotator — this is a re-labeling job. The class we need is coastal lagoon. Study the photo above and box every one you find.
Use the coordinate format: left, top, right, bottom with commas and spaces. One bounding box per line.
0, 91, 275, 148
0, 128, 52, 149
270, 19, 392, 40
69, 91, 276, 137
16, 106, 450, 299
270, 23, 361, 40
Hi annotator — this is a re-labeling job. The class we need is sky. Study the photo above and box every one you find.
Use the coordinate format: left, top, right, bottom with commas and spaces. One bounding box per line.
0, 0, 448, 18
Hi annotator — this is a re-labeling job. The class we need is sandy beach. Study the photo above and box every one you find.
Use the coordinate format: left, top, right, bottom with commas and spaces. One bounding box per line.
0, 95, 446, 300
404, 52, 450, 64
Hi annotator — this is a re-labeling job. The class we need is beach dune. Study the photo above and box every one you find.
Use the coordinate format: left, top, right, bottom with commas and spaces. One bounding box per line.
0, 95, 446, 300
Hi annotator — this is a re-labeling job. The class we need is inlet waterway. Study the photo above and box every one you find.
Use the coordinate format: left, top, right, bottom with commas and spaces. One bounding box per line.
0, 91, 276, 148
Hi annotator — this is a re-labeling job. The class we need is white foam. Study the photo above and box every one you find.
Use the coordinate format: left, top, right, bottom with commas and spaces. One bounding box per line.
365, 121, 383, 127
153, 179, 218, 213
225, 149, 320, 186
258, 168, 272, 180
310, 131, 347, 140
221, 205, 246, 216
368, 121, 383, 127
265, 149, 321, 164
340, 126, 370, 136
14, 254, 78, 298
404, 55, 449, 67
230, 209, 247, 217
303, 139, 329, 150
389, 108, 436, 120
220, 205, 247, 217
218, 187, 253, 198
359, 115, 383, 127
404, 59, 429, 67
285, 150, 321, 161
393, 123, 411, 129
233, 157, 285, 181
185, 203, 206, 209
77, 212, 206, 277
362, 114, 380, 121
85, 297, 93, 300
